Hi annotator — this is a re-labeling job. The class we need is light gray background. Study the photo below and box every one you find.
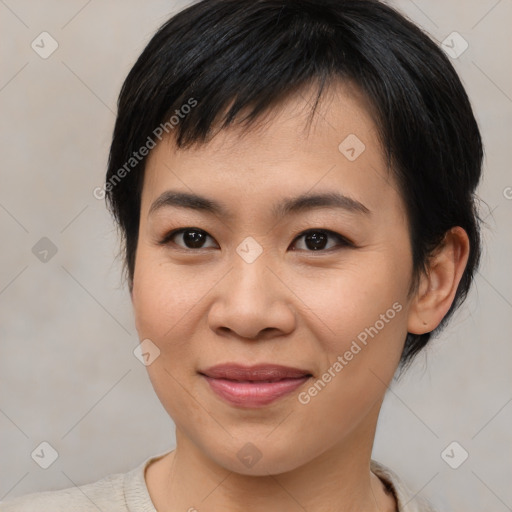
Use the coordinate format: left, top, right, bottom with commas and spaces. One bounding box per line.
0, 1, 511, 510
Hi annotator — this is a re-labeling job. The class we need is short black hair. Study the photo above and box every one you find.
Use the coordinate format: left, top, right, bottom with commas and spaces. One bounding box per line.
105, 0, 483, 370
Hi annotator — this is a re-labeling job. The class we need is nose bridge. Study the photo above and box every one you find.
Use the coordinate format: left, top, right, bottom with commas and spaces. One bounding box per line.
208, 237, 296, 339
229, 237, 277, 309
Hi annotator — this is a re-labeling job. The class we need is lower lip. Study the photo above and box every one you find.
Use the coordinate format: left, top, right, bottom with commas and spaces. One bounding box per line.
202, 375, 311, 407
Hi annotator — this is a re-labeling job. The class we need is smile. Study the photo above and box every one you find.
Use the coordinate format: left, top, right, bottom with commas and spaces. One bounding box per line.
199, 363, 312, 408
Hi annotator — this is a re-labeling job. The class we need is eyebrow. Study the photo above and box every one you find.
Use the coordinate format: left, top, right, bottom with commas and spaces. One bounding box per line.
148, 190, 371, 219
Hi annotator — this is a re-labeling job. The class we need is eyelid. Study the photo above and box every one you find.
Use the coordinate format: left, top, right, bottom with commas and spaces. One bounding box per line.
158, 227, 354, 251
158, 227, 217, 248
291, 228, 354, 251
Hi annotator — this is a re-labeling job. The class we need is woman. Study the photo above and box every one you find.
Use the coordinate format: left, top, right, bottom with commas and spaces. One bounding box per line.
2, 0, 482, 510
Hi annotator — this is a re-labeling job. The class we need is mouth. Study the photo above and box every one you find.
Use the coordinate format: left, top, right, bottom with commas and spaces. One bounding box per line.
198, 363, 313, 408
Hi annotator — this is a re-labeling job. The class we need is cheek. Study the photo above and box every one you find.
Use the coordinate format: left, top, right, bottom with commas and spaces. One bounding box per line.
288, 269, 408, 453
131, 249, 206, 424
132, 246, 207, 341
292, 254, 410, 354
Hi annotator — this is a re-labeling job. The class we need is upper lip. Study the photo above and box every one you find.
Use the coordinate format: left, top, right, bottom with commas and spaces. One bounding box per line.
199, 364, 312, 381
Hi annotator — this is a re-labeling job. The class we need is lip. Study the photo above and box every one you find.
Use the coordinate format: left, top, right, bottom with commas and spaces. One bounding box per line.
199, 363, 312, 408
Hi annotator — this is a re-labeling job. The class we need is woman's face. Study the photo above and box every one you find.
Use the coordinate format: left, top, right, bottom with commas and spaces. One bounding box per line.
131, 83, 417, 475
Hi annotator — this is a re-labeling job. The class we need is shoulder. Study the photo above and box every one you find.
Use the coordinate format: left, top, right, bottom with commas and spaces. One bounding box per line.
0, 472, 126, 512
0, 451, 170, 512
371, 459, 438, 512
0, 452, 172, 512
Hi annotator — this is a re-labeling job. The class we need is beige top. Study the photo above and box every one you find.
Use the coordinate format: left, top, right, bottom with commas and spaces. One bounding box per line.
1, 452, 436, 511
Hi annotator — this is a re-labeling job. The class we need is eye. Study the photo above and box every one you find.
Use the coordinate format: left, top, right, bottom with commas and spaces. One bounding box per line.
159, 227, 353, 252
290, 229, 352, 252
159, 227, 217, 250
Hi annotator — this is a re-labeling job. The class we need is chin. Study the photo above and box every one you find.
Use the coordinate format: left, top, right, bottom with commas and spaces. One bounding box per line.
206, 439, 311, 477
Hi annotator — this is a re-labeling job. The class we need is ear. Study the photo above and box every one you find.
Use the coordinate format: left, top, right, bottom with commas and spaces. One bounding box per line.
407, 227, 470, 335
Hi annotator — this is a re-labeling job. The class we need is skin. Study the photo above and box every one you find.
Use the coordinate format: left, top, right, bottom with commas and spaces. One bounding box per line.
130, 81, 469, 512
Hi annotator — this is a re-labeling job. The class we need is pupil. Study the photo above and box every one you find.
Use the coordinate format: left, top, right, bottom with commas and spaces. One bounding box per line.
180, 230, 328, 250
184, 229, 205, 248
306, 231, 327, 250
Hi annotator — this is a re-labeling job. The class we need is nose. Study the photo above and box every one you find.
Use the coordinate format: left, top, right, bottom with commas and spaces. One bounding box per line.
207, 253, 297, 341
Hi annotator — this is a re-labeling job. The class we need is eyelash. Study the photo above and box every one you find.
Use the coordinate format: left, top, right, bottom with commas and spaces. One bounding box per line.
158, 227, 354, 253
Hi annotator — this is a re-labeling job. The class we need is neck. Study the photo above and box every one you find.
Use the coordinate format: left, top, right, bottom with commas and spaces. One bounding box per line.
146, 410, 396, 512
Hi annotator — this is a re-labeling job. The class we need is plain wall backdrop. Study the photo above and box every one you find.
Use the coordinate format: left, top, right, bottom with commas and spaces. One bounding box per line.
1, 1, 511, 510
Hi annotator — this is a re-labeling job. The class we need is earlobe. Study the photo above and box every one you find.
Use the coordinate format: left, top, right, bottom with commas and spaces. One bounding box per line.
407, 227, 470, 335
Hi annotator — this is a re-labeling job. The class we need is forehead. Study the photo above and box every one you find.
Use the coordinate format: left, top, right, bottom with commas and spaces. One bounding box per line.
141, 81, 401, 220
